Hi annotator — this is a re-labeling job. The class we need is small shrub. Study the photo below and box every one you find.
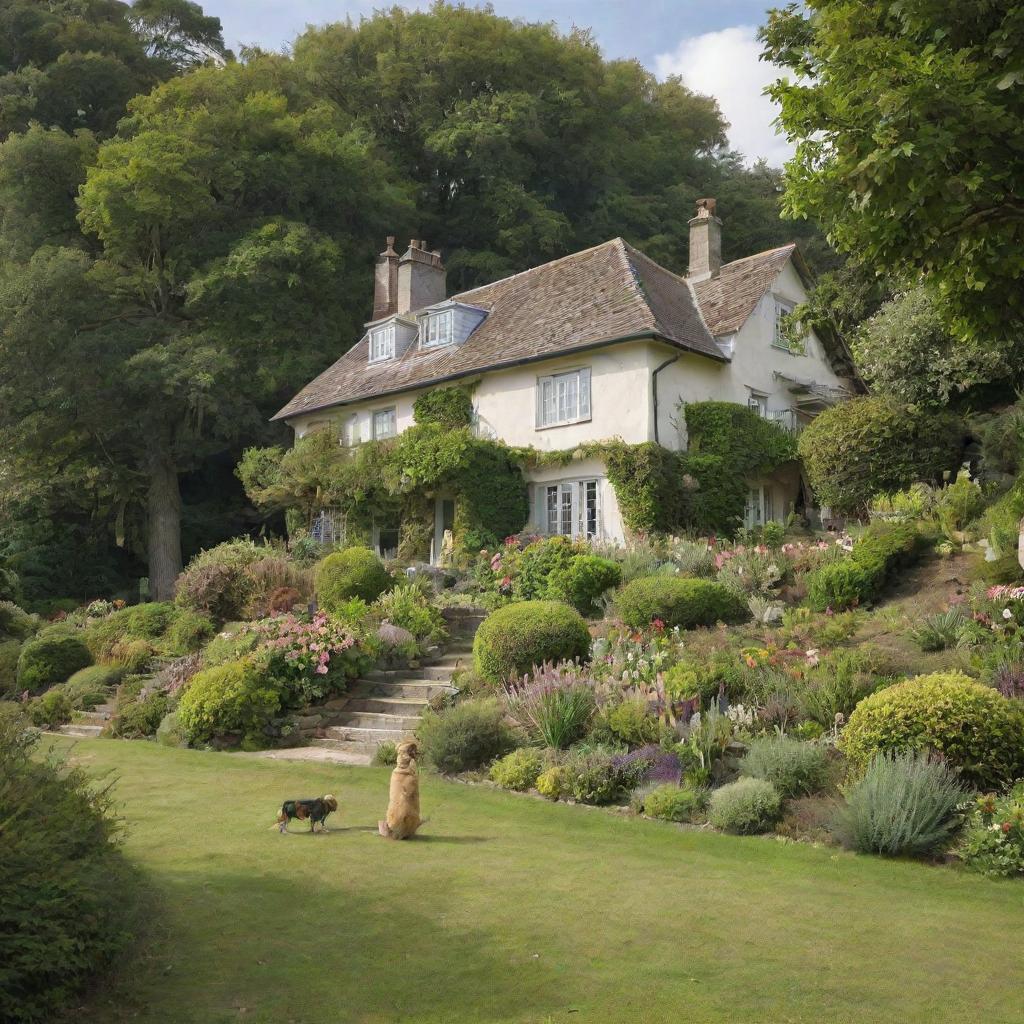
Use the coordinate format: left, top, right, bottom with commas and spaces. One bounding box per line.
372, 740, 398, 766
603, 698, 663, 748
839, 671, 1024, 789
512, 536, 578, 600
911, 607, 971, 652
28, 686, 73, 728
202, 626, 260, 667
64, 665, 123, 709
708, 778, 782, 834
562, 746, 643, 805
960, 787, 1024, 877
164, 608, 216, 655
0, 601, 38, 640
616, 576, 748, 630
832, 752, 965, 856
739, 736, 831, 799
640, 783, 707, 822
0, 639, 22, 697
536, 764, 566, 800
177, 657, 283, 745
799, 652, 880, 727
549, 554, 622, 615
155, 710, 188, 748
316, 547, 393, 610
489, 747, 545, 790
417, 698, 516, 773
16, 633, 93, 693
504, 662, 596, 748
373, 584, 447, 647
665, 538, 717, 578
0, 715, 138, 1023
473, 601, 591, 684
109, 686, 168, 739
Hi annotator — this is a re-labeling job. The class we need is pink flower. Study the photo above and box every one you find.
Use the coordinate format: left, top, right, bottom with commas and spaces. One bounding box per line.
315, 664, 328, 674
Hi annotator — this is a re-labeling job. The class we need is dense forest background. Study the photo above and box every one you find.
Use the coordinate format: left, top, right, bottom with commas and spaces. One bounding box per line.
1, 0, 1017, 603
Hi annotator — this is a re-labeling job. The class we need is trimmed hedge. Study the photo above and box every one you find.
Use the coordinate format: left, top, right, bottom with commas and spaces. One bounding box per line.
315, 547, 393, 610
839, 671, 1024, 789
16, 634, 93, 693
807, 522, 924, 611
616, 576, 748, 630
798, 396, 963, 516
473, 600, 591, 684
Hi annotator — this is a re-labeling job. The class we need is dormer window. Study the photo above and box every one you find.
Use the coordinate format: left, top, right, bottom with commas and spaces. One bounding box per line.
421, 310, 454, 349
369, 323, 396, 362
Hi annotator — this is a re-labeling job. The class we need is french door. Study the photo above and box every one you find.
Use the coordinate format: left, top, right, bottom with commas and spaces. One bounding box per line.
544, 479, 600, 539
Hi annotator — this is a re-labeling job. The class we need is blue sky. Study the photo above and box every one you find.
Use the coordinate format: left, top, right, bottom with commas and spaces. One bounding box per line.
210, 1, 792, 164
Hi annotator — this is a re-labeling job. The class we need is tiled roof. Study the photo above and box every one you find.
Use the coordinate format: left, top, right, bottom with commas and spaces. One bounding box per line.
272, 238, 728, 421
691, 244, 797, 336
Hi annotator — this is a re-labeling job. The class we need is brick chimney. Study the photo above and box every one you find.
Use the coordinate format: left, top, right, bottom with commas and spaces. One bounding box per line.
688, 198, 721, 281
372, 236, 399, 320
397, 239, 446, 314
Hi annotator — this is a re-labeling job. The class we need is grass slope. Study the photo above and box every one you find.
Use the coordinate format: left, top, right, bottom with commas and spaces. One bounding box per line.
63, 739, 1023, 1024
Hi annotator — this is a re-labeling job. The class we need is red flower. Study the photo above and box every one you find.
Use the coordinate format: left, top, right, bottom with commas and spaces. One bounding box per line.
651, 618, 665, 633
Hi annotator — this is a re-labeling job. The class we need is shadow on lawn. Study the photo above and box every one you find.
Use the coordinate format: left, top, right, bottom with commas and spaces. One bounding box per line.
83, 860, 560, 1023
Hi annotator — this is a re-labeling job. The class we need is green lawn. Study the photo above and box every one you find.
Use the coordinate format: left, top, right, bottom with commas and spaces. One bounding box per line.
63, 739, 1023, 1024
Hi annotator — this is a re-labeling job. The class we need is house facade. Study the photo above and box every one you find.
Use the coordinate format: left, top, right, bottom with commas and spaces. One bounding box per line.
274, 200, 859, 557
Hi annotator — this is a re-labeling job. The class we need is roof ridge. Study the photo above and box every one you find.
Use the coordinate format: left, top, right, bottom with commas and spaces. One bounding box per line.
454, 237, 627, 302
718, 242, 796, 274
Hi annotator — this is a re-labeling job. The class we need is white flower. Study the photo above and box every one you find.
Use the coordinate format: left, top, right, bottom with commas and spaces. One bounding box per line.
1003, 608, 1013, 620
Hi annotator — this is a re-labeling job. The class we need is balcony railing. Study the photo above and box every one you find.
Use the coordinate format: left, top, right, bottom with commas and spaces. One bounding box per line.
763, 408, 804, 434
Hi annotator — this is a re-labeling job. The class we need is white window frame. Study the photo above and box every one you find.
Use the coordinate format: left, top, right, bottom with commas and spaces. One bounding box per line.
421, 310, 454, 349
536, 367, 591, 428
542, 479, 601, 539
371, 406, 397, 440
744, 485, 776, 530
369, 323, 396, 363
773, 299, 795, 351
746, 392, 768, 417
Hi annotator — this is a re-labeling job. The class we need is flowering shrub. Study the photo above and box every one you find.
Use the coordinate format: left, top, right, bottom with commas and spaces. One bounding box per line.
591, 620, 684, 688
373, 584, 447, 650
489, 747, 546, 790
639, 783, 707, 822
611, 744, 682, 785
960, 786, 1024, 877
255, 612, 364, 704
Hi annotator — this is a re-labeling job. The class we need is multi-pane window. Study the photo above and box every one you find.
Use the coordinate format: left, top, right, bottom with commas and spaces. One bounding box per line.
744, 486, 776, 529
369, 324, 396, 362
421, 310, 454, 348
310, 507, 346, 546
543, 480, 600, 539
773, 300, 794, 350
537, 368, 591, 427
372, 407, 397, 439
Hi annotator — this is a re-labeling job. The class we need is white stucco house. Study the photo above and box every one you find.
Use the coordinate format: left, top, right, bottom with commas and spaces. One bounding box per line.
274, 200, 860, 558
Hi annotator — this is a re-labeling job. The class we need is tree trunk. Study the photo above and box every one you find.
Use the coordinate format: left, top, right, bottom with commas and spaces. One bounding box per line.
147, 446, 183, 602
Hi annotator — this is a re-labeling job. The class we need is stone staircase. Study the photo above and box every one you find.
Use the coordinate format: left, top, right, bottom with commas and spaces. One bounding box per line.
57, 701, 114, 739
307, 607, 485, 765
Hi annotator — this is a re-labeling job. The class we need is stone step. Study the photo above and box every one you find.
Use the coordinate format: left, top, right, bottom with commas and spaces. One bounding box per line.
331, 710, 422, 731
309, 737, 387, 760
73, 709, 111, 725
420, 664, 460, 681
59, 723, 103, 738
324, 724, 410, 744
344, 696, 430, 715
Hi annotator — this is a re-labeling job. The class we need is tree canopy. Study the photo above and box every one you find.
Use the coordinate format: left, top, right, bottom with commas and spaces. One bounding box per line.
761, 0, 1024, 346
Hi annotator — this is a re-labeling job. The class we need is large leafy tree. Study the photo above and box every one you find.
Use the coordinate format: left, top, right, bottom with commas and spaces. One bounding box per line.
761, 1, 1024, 345
294, 4, 828, 287
0, 0, 231, 139
0, 58, 408, 598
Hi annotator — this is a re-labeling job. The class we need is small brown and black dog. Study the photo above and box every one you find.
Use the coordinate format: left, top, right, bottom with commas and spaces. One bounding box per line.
275, 795, 338, 834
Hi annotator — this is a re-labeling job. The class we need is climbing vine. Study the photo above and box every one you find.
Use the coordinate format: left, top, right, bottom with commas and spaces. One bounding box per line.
412, 385, 475, 428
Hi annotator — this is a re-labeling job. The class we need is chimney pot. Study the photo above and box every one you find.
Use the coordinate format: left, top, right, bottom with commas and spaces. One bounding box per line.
373, 235, 400, 320
688, 198, 722, 280
397, 240, 446, 314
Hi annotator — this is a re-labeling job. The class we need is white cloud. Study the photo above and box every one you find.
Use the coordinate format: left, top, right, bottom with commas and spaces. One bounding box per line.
654, 25, 792, 167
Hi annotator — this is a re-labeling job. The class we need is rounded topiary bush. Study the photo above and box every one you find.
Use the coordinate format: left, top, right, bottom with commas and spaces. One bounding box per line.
177, 658, 282, 746
417, 698, 516, 773
838, 671, 1024, 789
798, 395, 963, 516
16, 633, 93, 693
315, 547, 393, 610
739, 736, 832, 798
616, 576, 748, 630
708, 778, 782, 834
489, 747, 545, 790
473, 600, 591, 684
641, 783, 706, 822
